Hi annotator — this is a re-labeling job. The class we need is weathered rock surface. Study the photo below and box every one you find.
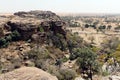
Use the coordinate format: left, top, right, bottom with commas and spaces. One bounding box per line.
109, 75, 120, 80
2, 10, 66, 40
75, 76, 85, 80
14, 10, 60, 20
0, 67, 58, 80
102, 72, 120, 80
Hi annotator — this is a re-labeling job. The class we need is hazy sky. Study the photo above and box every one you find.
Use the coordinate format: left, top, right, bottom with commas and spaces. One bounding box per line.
0, 0, 120, 13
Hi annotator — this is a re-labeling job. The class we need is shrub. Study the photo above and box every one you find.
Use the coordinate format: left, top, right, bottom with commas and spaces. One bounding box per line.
67, 33, 83, 53
49, 33, 67, 51
53, 69, 76, 80
0, 30, 21, 48
0, 38, 8, 48
5, 35, 12, 42
111, 44, 120, 64
0, 38, 6, 45
27, 48, 50, 60
102, 71, 109, 76
26, 47, 52, 70
59, 69, 76, 80
35, 59, 46, 69
11, 30, 21, 41
61, 56, 69, 62
99, 25, 106, 30
39, 26, 44, 32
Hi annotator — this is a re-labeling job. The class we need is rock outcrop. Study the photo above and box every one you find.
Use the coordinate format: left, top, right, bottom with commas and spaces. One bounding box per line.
102, 72, 120, 80
14, 10, 60, 20
0, 67, 58, 80
0, 10, 67, 73
3, 10, 66, 40
109, 75, 120, 80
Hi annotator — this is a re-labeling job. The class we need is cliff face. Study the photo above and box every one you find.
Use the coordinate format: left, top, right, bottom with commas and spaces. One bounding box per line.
0, 11, 67, 74
3, 10, 66, 41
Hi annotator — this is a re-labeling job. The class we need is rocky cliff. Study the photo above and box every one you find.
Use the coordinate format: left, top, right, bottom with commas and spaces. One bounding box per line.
0, 10, 67, 74
2, 10, 66, 41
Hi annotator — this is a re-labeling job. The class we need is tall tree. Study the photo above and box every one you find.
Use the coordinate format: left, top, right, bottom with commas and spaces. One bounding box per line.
75, 48, 99, 80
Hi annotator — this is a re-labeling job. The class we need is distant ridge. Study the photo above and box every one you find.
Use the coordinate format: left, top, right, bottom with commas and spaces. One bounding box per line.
56, 12, 120, 16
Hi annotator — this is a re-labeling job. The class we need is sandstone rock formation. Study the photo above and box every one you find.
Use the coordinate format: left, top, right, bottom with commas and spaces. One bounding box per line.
0, 67, 58, 80
3, 10, 66, 40
0, 10, 67, 74
14, 10, 60, 20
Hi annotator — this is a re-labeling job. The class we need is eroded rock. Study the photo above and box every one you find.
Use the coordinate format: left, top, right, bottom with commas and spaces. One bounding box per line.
0, 67, 58, 80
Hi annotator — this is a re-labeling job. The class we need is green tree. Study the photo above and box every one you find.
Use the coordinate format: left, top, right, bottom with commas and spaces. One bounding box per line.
73, 48, 99, 80
107, 25, 112, 30
98, 25, 106, 32
85, 24, 89, 28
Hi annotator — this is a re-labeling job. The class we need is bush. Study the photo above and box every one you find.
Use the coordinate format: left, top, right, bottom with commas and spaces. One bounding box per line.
59, 69, 76, 80
0, 30, 21, 48
0, 38, 8, 48
11, 30, 21, 41
102, 71, 109, 76
0, 38, 6, 45
39, 26, 44, 32
35, 59, 46, 69
111, 44, 120, 64
26, 47, 52, 70
99, 25, 106, 30
53, 69, 76, 80
61, 57, 69, 62
67, 33, 83, 53
49, 33, 67, 51
5, 35, 12, 42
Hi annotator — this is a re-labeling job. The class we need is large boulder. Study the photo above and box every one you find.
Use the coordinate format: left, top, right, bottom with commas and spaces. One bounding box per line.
0, 67, 58, 80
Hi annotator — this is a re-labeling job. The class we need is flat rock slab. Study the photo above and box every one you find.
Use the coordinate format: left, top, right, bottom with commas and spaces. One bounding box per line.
0, 67, 58, 80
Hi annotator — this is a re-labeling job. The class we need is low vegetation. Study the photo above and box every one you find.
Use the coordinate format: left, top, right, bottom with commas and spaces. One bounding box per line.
0, 30, 21, 48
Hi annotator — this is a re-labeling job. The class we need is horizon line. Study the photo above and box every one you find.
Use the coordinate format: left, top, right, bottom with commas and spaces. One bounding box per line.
1, 10, 120, 16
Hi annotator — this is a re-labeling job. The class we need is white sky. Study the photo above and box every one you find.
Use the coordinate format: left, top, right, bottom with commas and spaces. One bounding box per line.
0, 0, 120, 13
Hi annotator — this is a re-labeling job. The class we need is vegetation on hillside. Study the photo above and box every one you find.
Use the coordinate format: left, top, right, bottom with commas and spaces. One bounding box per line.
0, 30, 21, 48
1, 12, 120, 80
